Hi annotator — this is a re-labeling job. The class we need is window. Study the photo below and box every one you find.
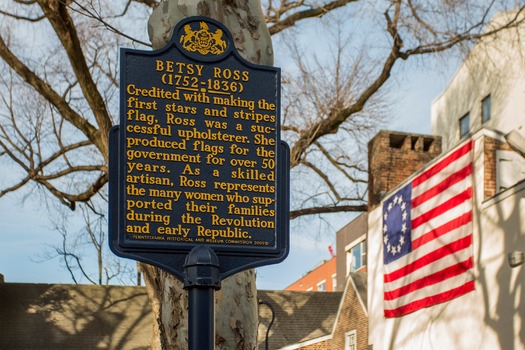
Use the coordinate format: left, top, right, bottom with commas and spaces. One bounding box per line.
459, 113, 470, 137
345, 330, 357, 350
317, 280, 326, 292
332, 273, 337, 291
482, 95, 491, 123
496, 150, 525, 192
346, 240, 367, 274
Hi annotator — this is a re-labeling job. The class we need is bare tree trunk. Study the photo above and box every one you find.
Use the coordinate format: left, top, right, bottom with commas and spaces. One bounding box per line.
144, 1, 272, 349
148, 0, 273, 66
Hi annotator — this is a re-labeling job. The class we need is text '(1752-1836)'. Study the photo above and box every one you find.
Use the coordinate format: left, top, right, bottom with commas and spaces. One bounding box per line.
122, 57, 280, 249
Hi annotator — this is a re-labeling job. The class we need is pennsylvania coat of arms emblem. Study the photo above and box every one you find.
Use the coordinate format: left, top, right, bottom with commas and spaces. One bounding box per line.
180, 21, 227, 55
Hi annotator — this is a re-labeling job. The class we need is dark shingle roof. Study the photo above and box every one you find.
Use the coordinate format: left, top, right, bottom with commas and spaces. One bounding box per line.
0, 283, 343, 350
0, 283, 152, 350
257, 290, 343, 349
349, 272, 367, 311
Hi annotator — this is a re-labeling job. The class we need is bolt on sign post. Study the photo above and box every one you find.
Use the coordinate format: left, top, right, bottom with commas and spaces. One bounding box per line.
108, 17, 289, 349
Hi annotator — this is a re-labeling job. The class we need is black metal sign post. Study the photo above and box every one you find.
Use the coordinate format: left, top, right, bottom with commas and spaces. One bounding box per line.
109, 16, 289, 350
184, 245, 220, 349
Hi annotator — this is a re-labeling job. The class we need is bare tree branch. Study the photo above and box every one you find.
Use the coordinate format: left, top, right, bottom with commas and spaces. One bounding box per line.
313, 141, 367, 184
69, 1, 152, 47
290, 204, 368, 219
36, 0, 113, 158
267, 0, 358, 35
0, 9, 45, 22
287, 3, 525, 169
0, 35, 100, 148
132, 0, 157, 8
302, 159, 344, 201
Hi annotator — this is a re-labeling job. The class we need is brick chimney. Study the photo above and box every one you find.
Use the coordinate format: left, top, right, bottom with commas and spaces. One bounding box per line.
368, 131, 442, 209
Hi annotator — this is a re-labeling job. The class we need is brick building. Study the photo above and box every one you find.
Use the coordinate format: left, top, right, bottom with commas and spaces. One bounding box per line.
285, 257, 337, 292
329, 273, 368, 350
368, 130, 442, 208
276, 272, 368, 350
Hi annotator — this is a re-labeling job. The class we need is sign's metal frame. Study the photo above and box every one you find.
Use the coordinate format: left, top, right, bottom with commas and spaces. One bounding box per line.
108, 16, 289, 281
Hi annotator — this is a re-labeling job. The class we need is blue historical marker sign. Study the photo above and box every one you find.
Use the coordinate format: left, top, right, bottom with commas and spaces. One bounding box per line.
109, 17, 289, 280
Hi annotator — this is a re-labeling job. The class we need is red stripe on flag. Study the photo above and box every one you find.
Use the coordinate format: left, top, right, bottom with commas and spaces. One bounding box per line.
384, 280, 475, 317
384, 235, 473, 283
412, 164, 472, 208
384, 257, 474, 300
412, 212, 472, 250
411, 188, 472, 230
412, 141, 473, 188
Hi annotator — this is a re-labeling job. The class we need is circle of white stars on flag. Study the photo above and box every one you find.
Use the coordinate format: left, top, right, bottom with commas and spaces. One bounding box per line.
383, 192, 409, 257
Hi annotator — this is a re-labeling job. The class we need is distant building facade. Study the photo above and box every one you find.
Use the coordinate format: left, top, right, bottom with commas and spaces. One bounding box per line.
431, 10, 525, 153
285, 257, 337, 292
335, 213, 368, 292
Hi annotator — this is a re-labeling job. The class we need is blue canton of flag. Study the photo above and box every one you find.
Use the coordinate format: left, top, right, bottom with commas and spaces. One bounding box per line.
383, 184, 412, 265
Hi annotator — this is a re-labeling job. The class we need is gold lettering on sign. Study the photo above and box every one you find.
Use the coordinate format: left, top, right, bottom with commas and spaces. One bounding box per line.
123, 40, 278, 248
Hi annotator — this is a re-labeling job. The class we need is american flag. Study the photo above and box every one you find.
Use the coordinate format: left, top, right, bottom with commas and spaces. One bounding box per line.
382, 140, 475, 318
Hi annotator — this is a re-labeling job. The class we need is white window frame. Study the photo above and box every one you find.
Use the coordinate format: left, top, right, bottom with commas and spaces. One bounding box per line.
317, 279, 326, 292
344, 329, 357, 350
345, 235, 367, 275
